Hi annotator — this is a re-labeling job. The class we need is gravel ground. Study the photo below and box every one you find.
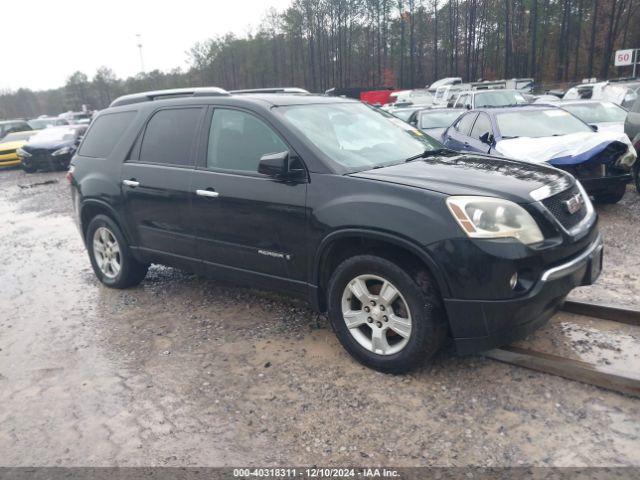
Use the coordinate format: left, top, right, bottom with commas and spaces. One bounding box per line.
0, 168, 639, 467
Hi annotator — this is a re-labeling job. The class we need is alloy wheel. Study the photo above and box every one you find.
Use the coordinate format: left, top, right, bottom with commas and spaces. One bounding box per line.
93, 226, 121, 279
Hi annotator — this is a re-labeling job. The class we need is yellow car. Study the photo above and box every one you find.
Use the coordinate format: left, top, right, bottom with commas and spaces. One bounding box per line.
0, 130, 36, 168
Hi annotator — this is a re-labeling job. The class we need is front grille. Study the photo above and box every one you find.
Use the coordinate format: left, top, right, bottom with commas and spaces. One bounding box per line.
542, 185, 588, 231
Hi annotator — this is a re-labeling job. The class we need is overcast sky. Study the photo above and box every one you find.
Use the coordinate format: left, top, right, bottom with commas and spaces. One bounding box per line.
2, 0, 292, 92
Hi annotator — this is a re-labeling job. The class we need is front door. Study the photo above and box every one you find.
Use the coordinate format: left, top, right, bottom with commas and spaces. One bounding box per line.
121, 106, 205, 264
191, 107, 308, 294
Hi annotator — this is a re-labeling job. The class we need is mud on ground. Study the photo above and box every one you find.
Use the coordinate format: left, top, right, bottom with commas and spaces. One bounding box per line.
0, 169, 639, 467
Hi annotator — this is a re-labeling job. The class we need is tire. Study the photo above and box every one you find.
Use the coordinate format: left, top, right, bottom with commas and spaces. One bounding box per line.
326, 255, 447, 374
21, 163, 37, 173
86, 214, 149, 288
593, 183, 626, 204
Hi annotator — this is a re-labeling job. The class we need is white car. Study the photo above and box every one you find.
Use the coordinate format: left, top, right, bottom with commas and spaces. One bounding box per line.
559, 100, 628, 134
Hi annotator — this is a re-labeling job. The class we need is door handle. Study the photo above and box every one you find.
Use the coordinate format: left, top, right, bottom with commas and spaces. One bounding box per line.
196, 189, 220, 198
122, 179, 140, 187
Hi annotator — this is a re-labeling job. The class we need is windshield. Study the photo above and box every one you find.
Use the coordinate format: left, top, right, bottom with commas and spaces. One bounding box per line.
30, 127, 78, 143
475, 90, 528, 107
278, 102, 440, 170
496, 109, 592, 138
562, 102, 627, 124
2, 131, 35, 142
419, 110, 463, 129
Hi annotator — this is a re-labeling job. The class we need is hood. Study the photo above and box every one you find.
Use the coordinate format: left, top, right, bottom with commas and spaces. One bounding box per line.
23, 138, 75, 151
0, 140, 27, 151
495, 131, 632, 165
350, 152, 573, 204
592, 122, 625, 134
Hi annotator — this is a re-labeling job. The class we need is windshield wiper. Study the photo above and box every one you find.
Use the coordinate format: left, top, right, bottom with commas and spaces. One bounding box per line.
405, 148, 449, 162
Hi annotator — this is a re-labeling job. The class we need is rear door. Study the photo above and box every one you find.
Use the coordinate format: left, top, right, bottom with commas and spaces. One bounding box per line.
120, 106, 205, 266
443, 112, 478, 151
191, 107, 308, 294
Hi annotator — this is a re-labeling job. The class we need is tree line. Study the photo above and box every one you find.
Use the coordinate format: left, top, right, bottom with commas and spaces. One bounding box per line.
1, 0, 638, 119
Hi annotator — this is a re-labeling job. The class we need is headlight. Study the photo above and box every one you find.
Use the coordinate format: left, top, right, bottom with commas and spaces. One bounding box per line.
615, 146, 637, 170
52, 146, 72, 157
16, 147, 31, 158
446, 196, 544, 245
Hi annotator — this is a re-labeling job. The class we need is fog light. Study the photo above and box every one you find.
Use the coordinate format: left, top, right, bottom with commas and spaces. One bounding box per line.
509, 272, 518, 290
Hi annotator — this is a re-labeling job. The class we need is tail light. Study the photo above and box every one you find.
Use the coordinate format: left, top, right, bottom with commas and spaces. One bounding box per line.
66, 165, 75, 184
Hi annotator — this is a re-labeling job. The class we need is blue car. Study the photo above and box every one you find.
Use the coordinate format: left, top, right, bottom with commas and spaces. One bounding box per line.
441, 105, 637, 203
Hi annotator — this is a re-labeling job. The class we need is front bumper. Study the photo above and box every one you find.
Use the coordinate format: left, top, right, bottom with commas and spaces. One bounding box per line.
20, 152, 71, 170
579, 173, 632, 194
444, 233, 604, 354
0, 153, 20, 167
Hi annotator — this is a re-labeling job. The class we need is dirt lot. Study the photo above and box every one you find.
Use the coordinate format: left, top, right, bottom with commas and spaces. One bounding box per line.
0, 168, 639, 467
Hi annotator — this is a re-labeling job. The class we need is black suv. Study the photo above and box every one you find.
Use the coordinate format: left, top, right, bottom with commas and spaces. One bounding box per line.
69, 87, 603, 373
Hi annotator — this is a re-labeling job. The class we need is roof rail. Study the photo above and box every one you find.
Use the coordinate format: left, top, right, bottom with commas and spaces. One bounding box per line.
229, 87, 310, 95
110, 87, 230, 107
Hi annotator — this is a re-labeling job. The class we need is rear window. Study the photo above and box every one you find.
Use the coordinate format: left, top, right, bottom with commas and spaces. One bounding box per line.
79, 111, 136, 158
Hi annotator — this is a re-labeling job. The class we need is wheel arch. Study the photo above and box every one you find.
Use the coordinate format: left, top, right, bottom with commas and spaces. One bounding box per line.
79, 200, 131, 245
311, 229, 451, 312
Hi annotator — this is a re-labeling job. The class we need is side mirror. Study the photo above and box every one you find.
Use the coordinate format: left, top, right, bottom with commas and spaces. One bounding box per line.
466, 104, 472, 110
258, 151, 289, 177
479, 132, 495, 145
590, 124, 599, 132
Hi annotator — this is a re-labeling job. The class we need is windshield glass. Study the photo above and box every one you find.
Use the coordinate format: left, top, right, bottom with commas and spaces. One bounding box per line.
562, 102, 627, 124
419, 110, 463, 129
30, 127, 78, 143
2, 131, 35, 142
278, 102, 440, 170
475, 90, 528, 107
496, 109, 592, 138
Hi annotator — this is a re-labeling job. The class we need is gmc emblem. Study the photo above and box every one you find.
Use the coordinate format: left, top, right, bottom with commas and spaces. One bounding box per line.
563, 193, 584, 215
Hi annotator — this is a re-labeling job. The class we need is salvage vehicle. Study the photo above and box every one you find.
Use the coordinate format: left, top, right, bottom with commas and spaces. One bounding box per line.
28, 116, 69, 129
18, 125, 87, 173
0, 120, 31, 140
558, 100, 628, 134
407, 108, 465, 141
0, 131, 36, 168
451, 89, 529, 110
70, 87, 603, 373
441, 105, 636, 203
625, 97, 640, 192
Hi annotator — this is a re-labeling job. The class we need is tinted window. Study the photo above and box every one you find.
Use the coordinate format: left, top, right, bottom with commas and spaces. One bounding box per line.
79, 111, 136, 158
139, 108, 202, 166
470, 114, 493, 140
207, 109, 288, 172
455, 113, 477, 135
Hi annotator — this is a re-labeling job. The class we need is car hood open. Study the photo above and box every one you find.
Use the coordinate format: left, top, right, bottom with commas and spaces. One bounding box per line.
495, 131, 632, 165
350, 152, 573, 203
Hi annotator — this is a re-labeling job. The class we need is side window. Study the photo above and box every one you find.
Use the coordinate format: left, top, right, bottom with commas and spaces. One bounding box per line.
79, 111, 136, 158
138, 108, 202, 166
207, 109, 288, 172
470, 114, 493, 140
455, 113, 477, 136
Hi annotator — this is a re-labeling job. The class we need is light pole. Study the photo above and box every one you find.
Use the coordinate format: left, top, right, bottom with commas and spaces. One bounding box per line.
136, 34, 145, 73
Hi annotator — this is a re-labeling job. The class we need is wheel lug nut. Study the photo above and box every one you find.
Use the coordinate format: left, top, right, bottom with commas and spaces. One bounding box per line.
367, 317, 373, 323
383, 316, 388, 322
370, 300, 376, 306
376, 321, 382, 328
364, 306, 370, 312
380, 305, 385, 311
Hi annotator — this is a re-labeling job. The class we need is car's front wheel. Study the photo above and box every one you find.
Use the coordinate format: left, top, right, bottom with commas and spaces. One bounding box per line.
86, 215, 149, 288
327, 255, 446, 374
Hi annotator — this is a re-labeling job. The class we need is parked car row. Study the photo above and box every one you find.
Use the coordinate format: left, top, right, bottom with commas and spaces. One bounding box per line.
0, 110, 95, 173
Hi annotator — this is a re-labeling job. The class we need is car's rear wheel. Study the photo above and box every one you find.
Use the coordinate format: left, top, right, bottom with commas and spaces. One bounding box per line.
593, 183, 627, 204
327, 255, 446, 374
86, 215, 149, 288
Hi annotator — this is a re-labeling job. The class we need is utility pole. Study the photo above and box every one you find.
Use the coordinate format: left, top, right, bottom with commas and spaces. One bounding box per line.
136, 34, 145, 73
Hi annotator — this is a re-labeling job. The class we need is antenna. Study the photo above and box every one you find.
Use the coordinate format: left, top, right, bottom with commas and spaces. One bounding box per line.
136, 34, 145, 73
